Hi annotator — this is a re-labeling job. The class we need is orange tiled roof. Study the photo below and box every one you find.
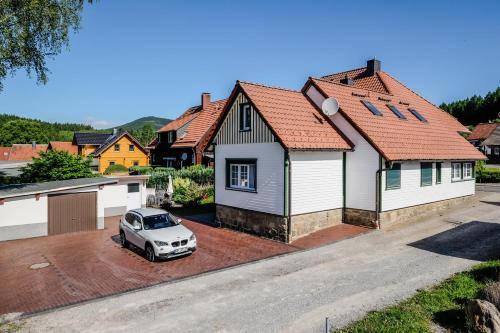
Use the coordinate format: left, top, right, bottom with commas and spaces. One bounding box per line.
236, 81, 352, 150
7, 144, 48, 161
321, 67, 390, 95
468, 123, 498, 140
157, 108, 198, 133
309, 73, 485, 161
48, 141, 78, 154
171, 99, 227, 148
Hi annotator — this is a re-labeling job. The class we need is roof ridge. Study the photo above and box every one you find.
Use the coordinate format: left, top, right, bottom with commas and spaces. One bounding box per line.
237, 80, 300, 93
320, 66, 366, 79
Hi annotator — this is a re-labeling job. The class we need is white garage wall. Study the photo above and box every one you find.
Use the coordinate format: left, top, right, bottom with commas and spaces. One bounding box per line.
215, 142, 284, 215
290, 151, 343, 215
0, 194, 48, 227
382, 161, 475, 211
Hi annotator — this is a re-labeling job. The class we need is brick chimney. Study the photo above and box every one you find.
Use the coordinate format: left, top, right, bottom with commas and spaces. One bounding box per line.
366, 58, 381, 76
201, 93, 211, 109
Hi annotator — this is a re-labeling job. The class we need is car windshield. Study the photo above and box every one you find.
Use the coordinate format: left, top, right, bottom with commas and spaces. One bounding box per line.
142, 214, 178, 230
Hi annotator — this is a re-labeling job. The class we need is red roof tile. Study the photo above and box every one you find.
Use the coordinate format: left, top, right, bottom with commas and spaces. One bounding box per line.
321, 67, 390, 95
236, 81, 352, 150
468, 123, 499, 140
48, 141, 78, 154
157, 108, 198, 133
8, 144, 48, 161
309, 72, 485, 161
171, 99, 227, 148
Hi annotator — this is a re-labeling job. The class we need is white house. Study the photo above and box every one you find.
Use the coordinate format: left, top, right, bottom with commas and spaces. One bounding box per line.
208, 59, 485, 242
0, 175, 148, 241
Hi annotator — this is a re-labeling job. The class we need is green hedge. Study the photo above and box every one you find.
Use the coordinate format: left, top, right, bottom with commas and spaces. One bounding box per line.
132, 165, 214, 188
476, 167, 500, 183
104, 164, 128, 175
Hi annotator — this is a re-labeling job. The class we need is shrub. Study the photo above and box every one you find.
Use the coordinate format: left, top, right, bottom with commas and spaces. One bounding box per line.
104, 164, 128, 175
129, 165, 153, 175
172, 178, 203, 206
476, 167, 500, 183
143, 165, 214, 188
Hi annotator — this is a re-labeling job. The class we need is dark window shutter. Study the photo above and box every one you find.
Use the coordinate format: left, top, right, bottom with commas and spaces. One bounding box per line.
225, 159, 230, 187
239, 105, 244, 130
246, 107, 251, 129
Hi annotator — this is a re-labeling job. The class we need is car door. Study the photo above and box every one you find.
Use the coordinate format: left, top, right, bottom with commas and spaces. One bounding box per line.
129, 213, 147, 250
122, 213, 136, 243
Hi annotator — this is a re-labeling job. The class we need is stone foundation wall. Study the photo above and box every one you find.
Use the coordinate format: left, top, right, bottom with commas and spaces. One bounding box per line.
290, 208, 342, 242
215, 204, 288, 242
379, 195, 475, 229
344, 208, 377, 228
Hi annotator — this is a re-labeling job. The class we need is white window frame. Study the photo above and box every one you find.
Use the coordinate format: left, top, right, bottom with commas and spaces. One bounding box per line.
229, 163, 255, 190
463, 162, 473, 179
240, 104, 251, 131
451, 163, 462, 181
495, 147, 500, 156
167, 131, 174, 143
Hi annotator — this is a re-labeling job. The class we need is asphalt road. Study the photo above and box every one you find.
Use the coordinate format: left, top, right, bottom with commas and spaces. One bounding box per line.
16, 191, 500, 333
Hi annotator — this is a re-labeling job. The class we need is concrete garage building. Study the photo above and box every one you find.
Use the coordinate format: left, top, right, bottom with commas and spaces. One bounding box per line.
208, 59, 486, 243
0, 176, 148, 242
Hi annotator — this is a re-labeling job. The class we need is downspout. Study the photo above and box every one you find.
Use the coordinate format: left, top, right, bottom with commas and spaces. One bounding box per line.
342, 152, 346, 223
375, 155, 391, 229
284, 150, 291, 243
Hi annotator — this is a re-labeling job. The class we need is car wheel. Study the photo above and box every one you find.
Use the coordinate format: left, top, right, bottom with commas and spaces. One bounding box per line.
119, 231, 128, 248
145, 244, 156, 262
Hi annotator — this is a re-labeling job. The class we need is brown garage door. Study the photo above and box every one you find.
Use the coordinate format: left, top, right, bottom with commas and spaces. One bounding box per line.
48, 192, 97, 235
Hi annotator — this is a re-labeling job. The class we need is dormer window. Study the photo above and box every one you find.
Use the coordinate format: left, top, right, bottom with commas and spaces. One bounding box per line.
167, 131, 175, 143
239, 103, 251, 131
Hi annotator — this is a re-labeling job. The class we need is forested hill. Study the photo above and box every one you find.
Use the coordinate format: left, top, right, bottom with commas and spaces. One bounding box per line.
0, 114, 94, 146
440, 87, 500, 127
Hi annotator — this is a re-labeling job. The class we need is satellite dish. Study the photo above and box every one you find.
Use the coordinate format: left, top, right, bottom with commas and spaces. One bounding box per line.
321, 97, 339, 116
181, 153, 188, 161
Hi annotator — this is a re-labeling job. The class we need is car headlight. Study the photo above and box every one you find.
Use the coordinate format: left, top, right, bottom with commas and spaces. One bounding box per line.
190, 234, 196, 241
154, 240, 169, 246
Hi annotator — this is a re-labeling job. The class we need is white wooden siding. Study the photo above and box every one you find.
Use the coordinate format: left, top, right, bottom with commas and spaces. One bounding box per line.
215, 143, 284, 215
381, 161, 475, 211
290, 151, 343, 215
214, 93, 275, 145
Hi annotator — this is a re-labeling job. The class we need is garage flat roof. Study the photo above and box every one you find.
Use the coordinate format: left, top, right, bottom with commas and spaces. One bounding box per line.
0, 177, 118, 199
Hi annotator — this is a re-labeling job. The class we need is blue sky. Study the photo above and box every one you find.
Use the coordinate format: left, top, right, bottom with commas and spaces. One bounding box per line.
1, 0, 499, 128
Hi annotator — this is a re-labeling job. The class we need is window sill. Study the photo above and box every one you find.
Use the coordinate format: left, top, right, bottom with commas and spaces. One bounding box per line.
225, 187, 257, 193
239, 129, 251, 132
385, 186, 401, 190
420, 183, 433, 187
452, 178, 474, 183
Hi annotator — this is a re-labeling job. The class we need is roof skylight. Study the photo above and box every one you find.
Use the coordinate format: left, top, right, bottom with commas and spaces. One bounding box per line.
361, 100, 383, 116
408, 108, 427, 122
387, 104, 406, 120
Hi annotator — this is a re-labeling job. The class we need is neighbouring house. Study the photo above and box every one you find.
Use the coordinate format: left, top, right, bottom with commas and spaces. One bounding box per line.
73, 130, 149, 173
208, 59, 485, 243
47, 141, 78, 154
467, 123, 500, 163
0, 175, 149, 241
150, 93, 226, 168
0, 142, 48, 161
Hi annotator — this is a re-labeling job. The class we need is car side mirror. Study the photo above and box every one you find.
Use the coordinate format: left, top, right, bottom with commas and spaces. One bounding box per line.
177, 218, 182, 224
133, 222, 142, 231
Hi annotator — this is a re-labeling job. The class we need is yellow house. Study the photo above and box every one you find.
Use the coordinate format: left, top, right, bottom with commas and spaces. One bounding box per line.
73, 131, 149, 173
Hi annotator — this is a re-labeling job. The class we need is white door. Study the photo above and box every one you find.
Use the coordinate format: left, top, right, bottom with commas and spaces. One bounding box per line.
127, 183, 141, 210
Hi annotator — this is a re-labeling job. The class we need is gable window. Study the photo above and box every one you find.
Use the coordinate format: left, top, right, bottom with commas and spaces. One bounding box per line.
114, 144, 120, 151
239, 103, 252, 131
129, 144, 135, 152
463, 162, 473, 179
436, 162, 442, 184
451, 162, 462, 181
226, 159, 256, 191
361, 100, 383, 116
168, 131, 175, 143
386, 163, 401, 190
408, 108, 427, 122
421, 162, 432, 186
387, 104, 406, 120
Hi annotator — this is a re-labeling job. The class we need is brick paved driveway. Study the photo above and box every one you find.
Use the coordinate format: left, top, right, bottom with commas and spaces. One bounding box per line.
0, 217, 368, 315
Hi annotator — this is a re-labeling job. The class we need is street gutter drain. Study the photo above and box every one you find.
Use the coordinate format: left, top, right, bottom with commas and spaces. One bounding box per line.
30, 262, 50, 270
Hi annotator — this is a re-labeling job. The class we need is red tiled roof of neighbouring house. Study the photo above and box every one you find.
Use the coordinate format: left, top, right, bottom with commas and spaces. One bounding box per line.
234, 81, 352, 150
157, 108, 198, 133
8, 144, 48, 161
468, 123, 499, 140
171, 99, 227, 148
146, 137, 158, 149
0, 147, 11, 161
48, 141, 78, 154
307, 72, 485, 161
321, 67, 390, 95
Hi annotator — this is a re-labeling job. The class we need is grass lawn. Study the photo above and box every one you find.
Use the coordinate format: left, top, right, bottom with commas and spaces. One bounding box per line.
334, 260, 500, 333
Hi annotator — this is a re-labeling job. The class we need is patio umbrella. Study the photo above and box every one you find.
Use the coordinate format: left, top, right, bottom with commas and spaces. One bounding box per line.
166, 174, 174, 197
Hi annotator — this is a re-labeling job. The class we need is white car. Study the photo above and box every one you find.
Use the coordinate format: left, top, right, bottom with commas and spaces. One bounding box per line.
119, 208, 197, 262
